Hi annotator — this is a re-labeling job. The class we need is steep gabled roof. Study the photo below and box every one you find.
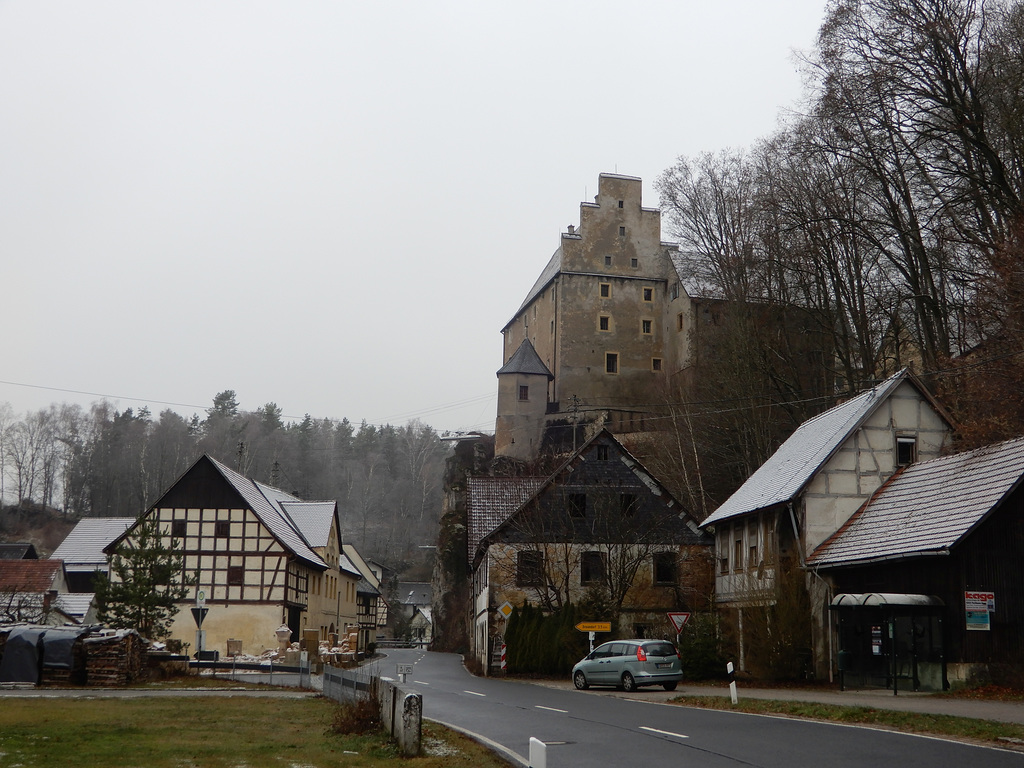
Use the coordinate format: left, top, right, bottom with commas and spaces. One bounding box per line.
470, 430, 707, 565
52, 518, 134, 571
504, 246, 563, 330
106, 454, 328, 570
496, 339, 553, 379
0, 542, 38, 560
809, 436, 1024, 567
467, 476, 545, 561
202, 457, 328, 570
280, 501, 336, 548
703, 370, 949, 527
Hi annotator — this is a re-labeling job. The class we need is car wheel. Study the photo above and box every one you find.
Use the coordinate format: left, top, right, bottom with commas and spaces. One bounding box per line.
621, 672, 636, 692
662, 682, 678, 692
573, 671, 589, 690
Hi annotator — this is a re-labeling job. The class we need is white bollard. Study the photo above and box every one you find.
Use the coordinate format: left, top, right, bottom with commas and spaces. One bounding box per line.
529, 736, 547, 768
727, 661, 738, 704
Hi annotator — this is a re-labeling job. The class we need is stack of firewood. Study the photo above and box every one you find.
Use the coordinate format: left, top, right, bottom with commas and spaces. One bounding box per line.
84, 630, 145, 686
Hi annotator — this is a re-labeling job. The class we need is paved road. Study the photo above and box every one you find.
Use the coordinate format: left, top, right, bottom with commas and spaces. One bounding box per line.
383, 649, 1024, 768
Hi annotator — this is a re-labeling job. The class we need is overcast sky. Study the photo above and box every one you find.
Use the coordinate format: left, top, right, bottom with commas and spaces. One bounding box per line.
1, 1, 827, 434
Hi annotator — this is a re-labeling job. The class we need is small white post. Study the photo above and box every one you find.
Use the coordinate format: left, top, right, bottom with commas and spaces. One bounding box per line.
529, 737, 547, 768
588, 631, 596, 653
727, 661, 738, 704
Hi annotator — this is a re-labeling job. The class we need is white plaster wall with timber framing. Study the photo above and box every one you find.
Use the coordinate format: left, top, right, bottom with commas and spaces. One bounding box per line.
801, 380, 950, 557
153, 505, 312, 656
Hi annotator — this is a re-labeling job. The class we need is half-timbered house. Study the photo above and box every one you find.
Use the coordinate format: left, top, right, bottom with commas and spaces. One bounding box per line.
105, 454, 360, 656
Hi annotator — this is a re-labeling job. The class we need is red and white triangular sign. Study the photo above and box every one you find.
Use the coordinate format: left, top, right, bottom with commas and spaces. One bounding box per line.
667, 612, 691, 634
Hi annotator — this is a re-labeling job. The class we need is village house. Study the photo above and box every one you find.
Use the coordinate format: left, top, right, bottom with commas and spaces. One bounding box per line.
104, 454, 362, 656
0, 559, 75, 625
809, 435, 1024, 689
700, 369, 954, 680
468, 430, 712, 672
341, 543, 387, 651
51, 518, 134, 593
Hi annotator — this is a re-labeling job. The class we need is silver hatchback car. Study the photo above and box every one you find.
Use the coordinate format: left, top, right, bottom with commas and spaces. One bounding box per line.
572, 639, 682, 692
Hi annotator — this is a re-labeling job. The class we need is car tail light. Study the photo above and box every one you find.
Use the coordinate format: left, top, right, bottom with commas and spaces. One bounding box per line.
636, 646, 647, 662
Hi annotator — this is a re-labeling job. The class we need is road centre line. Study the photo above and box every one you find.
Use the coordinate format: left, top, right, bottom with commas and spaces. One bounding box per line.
413, 681, 430, 685
639, 726, 689, 740
464, 690, 487, 697
535, 705, 568, 713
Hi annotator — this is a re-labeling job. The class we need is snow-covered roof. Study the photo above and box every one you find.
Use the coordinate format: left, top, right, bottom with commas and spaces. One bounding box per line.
809, 436, 1024, 567
207, 457, 328, 570
703, 370, 913, 527
52, 518, 134, 572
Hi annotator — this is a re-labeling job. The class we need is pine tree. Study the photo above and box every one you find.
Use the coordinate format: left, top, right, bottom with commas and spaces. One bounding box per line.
94, 517, 193, 639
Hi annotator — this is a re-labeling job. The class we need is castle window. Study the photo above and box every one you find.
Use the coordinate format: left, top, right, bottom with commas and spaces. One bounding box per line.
619, 226, 626, 236
642, 319, 652, 335
516, 551, 544, 586
600, 283, 611, 298
896, 436, 917, 466
581, 551, 606, 585
677, 313, 685, 332
227, 565, 245, 586
620, 493, 639, 516
519, 385, 529, 401
670, 282, 680, 300
631, 258, 638, 268
599, 315, 610, 331
652, 358, 662, 372
605, 353, 618, 374
618, 200, 624, 208
643, 287, 653, 302
654, 552, 677, 585
605, 255, 612, 266
568, 494, 587, 518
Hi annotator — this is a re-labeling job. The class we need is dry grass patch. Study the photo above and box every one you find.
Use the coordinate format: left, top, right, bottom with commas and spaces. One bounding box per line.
0, 696, 513, 767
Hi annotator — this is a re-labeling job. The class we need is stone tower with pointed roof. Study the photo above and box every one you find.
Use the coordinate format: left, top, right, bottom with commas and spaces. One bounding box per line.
495, 339, 554, 459
496, 173, 695, 460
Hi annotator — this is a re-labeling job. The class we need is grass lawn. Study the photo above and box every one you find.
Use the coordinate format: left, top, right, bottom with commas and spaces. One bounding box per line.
669, 695, 1024, 749
0, 696, 513, 768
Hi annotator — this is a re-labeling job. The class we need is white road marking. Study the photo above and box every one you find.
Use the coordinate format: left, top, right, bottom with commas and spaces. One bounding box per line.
464, 690, 487, 697
413, 681, 430, 685
640, 726, 689, 740
535, 705, 568, 713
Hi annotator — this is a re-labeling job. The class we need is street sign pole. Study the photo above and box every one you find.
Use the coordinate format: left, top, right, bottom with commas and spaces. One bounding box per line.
589, 631, 595, 654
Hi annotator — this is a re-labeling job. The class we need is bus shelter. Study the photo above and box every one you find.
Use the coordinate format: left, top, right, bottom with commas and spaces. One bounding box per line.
831, 593, 946, 693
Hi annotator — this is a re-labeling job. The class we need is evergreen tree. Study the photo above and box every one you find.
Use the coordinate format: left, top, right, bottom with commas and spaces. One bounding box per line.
94, 517, 193, 639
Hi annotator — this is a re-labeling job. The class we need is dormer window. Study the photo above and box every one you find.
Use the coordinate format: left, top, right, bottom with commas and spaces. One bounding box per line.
896, 436, 917, 466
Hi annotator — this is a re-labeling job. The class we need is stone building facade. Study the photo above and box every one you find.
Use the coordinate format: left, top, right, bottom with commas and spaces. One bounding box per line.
496, 173, 695, 460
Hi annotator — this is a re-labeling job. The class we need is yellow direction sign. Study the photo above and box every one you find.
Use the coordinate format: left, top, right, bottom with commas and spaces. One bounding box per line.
575, 621, 612, 633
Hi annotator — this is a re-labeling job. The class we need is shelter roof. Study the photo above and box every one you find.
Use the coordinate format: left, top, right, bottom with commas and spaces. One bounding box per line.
809, 436, 1024, 567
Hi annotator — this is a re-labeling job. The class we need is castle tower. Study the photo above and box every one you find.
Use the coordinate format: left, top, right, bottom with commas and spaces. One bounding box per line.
494, 339, 553, 460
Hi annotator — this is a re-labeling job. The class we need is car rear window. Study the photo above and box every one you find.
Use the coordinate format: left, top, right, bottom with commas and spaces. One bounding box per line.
643, 642, 675, 657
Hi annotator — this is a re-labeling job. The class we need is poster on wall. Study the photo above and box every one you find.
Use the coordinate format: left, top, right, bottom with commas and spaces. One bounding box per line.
965, 590, 995, 631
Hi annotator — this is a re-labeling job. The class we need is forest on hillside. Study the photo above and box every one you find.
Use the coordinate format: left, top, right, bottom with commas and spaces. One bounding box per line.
0, 390, 451, 570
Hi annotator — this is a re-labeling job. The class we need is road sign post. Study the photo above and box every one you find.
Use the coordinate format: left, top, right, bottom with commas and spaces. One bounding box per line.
575, 621, 611, 653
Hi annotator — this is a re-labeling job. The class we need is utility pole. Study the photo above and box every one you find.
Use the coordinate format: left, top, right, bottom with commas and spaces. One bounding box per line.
570, 395, 581, 452
236, 440, 245, 471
